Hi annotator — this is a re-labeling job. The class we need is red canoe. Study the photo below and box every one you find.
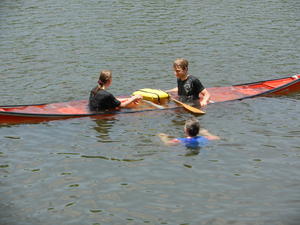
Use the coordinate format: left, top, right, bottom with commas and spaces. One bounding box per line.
208, 74, 300, 103
0, 74, 299, 124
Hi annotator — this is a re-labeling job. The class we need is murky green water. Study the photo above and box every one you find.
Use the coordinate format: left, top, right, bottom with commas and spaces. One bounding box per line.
1, 0, 299, 224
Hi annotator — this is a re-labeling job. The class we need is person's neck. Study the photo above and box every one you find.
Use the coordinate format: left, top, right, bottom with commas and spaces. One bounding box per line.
186, 135, 197, 138
98, 84, 106, 90
180, 74, 189, 81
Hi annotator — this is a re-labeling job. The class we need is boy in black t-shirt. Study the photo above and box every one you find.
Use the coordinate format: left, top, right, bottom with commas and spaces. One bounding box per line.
166, 58, 211, 107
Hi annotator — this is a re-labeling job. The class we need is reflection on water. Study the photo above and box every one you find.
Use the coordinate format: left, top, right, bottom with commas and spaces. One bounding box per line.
92, 118, 116, 142
81, 155, 144, 162
184, 147, 200, 156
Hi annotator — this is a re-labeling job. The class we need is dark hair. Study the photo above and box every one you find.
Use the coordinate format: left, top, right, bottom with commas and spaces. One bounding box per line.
184, 117, 200, 137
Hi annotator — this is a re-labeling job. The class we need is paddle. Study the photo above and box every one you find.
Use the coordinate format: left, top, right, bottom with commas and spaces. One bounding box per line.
171, 98, 205, 115
143, 100, 165, 109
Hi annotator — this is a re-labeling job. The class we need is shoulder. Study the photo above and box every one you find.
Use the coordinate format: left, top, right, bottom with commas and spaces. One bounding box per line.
175, 137, 192, 144
189, 75, 205, 90
194, 136, 209, 147
174, 137, 184, 142
91, 86, 98, 92
96, 90, 113, 97
177, 136, 209, 148
188, 75, 202, 84
195, 136, 209, 142
188, 75, 198, 80
93, 90, 116, 102
188, 75, 201, 83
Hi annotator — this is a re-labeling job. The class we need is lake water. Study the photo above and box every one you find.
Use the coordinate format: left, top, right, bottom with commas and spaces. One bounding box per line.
1, 0, 300, 224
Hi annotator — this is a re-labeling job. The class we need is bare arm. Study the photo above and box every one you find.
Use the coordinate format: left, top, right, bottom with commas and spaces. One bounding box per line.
199, 128, 220, 140
157, 133, 180, 146
199, 88, 211, 107
119, 95, 142, 108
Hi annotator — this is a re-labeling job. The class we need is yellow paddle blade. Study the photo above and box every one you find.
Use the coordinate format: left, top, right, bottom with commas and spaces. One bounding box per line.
172, 98, 205, 115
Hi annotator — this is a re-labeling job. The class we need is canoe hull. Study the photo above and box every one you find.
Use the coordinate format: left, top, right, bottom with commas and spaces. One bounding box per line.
208, 74, 300, 103
0, 111, 119, 124
0, 99, 178, 124
1, 74, 299, 124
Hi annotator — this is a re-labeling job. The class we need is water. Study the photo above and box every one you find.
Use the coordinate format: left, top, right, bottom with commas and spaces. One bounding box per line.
1, 0, 300, 224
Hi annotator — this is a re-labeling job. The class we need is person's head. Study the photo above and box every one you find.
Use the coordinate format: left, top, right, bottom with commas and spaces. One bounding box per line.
173, 58, 189, 79
98, 70, 112, 87
184, 117, 200, 137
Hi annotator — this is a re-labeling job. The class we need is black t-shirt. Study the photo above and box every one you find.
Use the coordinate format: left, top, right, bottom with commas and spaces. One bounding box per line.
89, 87, 121, 111
177, 75, 205, 102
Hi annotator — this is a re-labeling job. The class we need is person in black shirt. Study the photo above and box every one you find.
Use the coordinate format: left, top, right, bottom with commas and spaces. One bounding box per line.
89, 70, 142, 111
166, 58, 211, 107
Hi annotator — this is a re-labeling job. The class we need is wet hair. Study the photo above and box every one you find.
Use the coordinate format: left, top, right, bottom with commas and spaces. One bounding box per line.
98, 70, 112, 87
173, 58, 189, 71
184, 117, 200, 137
